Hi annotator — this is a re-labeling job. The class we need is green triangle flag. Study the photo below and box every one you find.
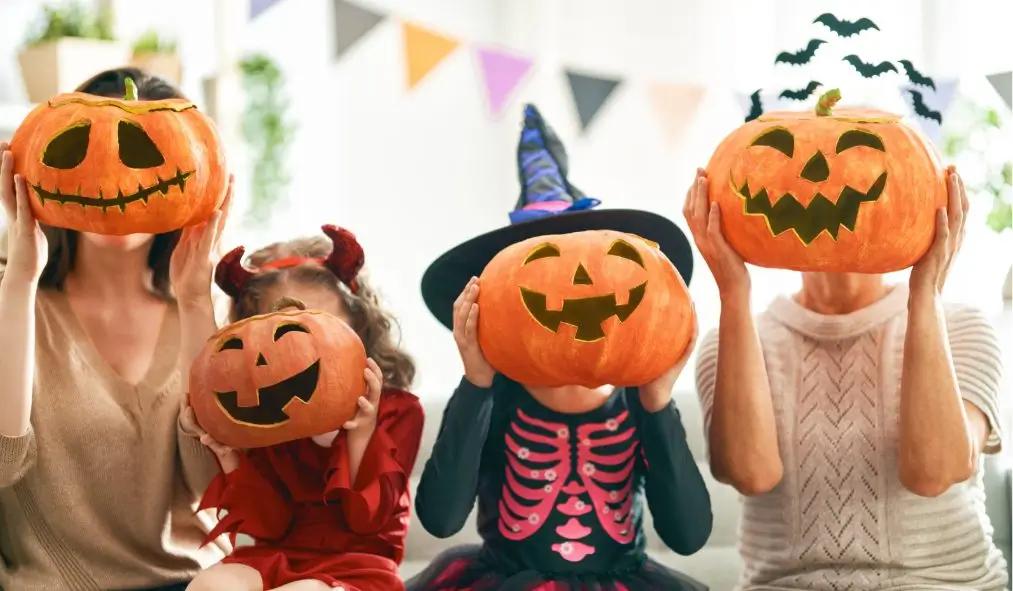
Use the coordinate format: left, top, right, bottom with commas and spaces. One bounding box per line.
333, 0, 385, 59
565, 70, 621, 132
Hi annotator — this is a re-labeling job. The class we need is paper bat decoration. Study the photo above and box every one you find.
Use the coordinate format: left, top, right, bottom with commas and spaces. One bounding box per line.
775, 39, 826, 66
843, 55, 898, 78
907, 89, 943, 124
814, 13, 880, 37
745, 90, 763, 122
780, 81, 822, 101
898, 60, 937, 90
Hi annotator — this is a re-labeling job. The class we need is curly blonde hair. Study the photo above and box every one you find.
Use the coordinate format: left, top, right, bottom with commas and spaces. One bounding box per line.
230, 236, 415, 390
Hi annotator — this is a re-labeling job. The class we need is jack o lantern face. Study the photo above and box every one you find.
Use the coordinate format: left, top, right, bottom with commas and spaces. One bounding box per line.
707, 107, 945, 273
478, 230, 695, 388
189, 309, 366, 449
10, 92, 227, 235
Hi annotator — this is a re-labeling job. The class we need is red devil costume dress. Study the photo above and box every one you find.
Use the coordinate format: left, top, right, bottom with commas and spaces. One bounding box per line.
200, 226, 424, 590
408, 105, 711, 591
200, 388, 423, 590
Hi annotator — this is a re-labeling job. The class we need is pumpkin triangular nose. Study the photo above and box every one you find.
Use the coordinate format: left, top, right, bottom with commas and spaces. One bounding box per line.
256, 353, 268, 366
572, 263, 593, 285
801, 150, 830, 182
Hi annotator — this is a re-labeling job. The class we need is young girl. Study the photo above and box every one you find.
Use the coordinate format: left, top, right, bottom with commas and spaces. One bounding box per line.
408, 105, 711, 591
184, 226, 424, 591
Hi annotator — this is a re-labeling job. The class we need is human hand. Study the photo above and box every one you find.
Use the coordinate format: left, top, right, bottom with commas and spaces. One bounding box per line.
682, 168, 749, 302
639, 313, 698, 413
910, 167, 967, 298
0, 144, 48, 285
453, 277, 495, 388
169, 175, 233, 305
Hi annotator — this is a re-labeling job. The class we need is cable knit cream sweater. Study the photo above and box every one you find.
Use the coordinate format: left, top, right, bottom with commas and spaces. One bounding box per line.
697, 285, 1007, 591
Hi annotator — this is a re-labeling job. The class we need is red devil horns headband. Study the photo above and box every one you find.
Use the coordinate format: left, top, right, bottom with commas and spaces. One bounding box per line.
214, 225, 365, 298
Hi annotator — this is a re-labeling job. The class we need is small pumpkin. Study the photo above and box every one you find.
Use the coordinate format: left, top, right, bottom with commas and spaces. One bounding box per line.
706, 89, 945, 272
189, 304, 366, 449
478, 229, 695, 388
10, 78, 226, 235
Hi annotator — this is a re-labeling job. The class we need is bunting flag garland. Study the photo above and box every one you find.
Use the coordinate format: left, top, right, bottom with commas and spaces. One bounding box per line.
566, 70, 621, 132
900, 79, 958, 145
647, 83, 705, 147
249, 0, 283, 20
475, 46, 535, 116
402, 22, 459, 89
333, 0, 385, 59
987, 72, 1012, 110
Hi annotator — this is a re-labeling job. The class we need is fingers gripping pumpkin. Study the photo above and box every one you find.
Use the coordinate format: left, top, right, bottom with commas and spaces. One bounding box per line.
189, 305, 367, 448
706, 89, 945, 272
478, 229, 695, 388
10, 78, 226, 235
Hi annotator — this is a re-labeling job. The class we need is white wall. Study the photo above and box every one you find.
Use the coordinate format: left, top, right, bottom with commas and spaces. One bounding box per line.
1, 0, 1011, 403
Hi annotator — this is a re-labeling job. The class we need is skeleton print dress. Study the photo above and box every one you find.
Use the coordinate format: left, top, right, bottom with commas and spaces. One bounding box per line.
407, 376, 712, 591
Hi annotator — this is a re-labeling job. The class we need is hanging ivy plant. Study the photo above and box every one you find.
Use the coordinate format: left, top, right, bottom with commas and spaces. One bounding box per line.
239, 53, 293, 225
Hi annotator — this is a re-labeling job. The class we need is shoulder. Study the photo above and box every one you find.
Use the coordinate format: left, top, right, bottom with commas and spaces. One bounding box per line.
379, 388, 424, 420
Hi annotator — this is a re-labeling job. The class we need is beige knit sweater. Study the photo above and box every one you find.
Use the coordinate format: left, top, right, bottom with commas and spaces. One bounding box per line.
696, 285, 1008, 590
0, 288, 227, 591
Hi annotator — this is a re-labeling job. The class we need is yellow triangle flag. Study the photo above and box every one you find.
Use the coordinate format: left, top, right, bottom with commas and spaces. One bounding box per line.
402, 22, 459, 89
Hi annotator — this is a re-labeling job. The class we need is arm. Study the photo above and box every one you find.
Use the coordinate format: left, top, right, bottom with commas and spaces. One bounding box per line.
683, 169, 782, 495
325, 389, 425, 535
899, 169, 993, 496
0, 145, 47, 487
199, 451, 293, 543
171, 179, 233, 495
636, 393, 713, 555
416, 276, 498, 537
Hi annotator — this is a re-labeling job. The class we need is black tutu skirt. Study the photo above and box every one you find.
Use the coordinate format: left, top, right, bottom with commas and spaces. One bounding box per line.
405, 545, 708, 591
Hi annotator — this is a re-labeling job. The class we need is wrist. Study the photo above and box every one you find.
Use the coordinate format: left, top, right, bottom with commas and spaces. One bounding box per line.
465, 370, 494, 389
907, 284, 940, 309
1, 268, 40, 292
639, 386, 672, 413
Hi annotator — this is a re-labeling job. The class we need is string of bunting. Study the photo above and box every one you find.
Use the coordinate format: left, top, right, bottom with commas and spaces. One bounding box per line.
250, 0, 1011, 144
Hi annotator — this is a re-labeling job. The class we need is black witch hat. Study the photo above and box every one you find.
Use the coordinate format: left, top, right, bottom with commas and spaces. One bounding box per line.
421, 104, 693, 329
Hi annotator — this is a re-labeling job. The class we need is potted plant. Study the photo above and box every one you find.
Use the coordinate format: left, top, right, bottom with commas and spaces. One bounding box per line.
942, 98, 1013, 300
17, 1, 129, 103
130, 30, 181, 85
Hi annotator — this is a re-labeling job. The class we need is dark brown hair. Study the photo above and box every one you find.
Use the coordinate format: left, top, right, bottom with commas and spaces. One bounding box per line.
230, 237, 416, 390
36, 67, 185, 298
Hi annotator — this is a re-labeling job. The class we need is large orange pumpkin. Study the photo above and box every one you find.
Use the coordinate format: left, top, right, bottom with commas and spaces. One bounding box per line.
706, 89, 945, 272
189, 306, 366, 449
478, 230, 695, 388
10, 81, 226, 235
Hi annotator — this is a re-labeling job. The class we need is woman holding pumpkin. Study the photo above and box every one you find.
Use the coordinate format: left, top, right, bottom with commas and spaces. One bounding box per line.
688, 92, 1006, 589
183, 228, 424, 591
0, 67, 232, 591
407, 105, 711, 591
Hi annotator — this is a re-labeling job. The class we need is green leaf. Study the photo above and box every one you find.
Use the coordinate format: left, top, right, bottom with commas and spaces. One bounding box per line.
987, 201, 1013, 233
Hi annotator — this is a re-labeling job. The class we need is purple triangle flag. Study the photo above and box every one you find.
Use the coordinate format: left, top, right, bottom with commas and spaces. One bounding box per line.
900, 79, 958, 145
476, 47, 534, 116
250, 0, 282, 20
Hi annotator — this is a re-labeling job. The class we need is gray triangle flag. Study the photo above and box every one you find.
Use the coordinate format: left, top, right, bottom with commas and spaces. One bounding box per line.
333, 0, 385, 59
566, 71, 621, 132
987, 72, 1012, 110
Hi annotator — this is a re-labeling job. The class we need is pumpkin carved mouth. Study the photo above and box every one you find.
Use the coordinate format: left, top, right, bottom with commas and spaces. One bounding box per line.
519, 283, 647, 342
215, 360, 321, 426
31, 168, 194, 213
733, 171, 887, 244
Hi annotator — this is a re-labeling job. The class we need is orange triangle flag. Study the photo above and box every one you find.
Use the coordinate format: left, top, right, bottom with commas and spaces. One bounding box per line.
647, 83, 706, 147
402, 22, 459, 89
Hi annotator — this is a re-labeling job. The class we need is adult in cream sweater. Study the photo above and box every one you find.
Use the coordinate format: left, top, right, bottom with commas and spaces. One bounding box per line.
0, 69, 230, 591
686, 167, 1007, 590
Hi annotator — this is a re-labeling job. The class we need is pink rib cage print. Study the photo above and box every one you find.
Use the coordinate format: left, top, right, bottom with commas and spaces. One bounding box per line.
498, 407, 639, 563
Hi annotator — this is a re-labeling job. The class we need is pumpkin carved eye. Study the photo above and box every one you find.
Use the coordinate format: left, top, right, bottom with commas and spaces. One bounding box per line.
118, 120, 165, 168
836, 129, 885, 153
607, 239, 645, 268
750, 127, 794, 158
219, 337, 243, 351
42, 120, 91, 169
274, 323, 309, 340
524, 243, 560, 264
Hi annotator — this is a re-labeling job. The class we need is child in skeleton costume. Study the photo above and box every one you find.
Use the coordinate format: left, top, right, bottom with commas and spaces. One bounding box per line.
408, 105, 712, 591
185, 227, 423, 591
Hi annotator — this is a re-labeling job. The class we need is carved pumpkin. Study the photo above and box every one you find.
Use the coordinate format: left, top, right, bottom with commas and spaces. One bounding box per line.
706, 89, 945, 272
478, 229, 695, 388
189, 306, 367, 448
9, 80, 226, 235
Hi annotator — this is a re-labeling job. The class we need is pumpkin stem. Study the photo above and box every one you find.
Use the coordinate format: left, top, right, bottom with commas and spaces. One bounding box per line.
124, 77, 139, 101
816, 88, 841, 117
272, 296, 307, 312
